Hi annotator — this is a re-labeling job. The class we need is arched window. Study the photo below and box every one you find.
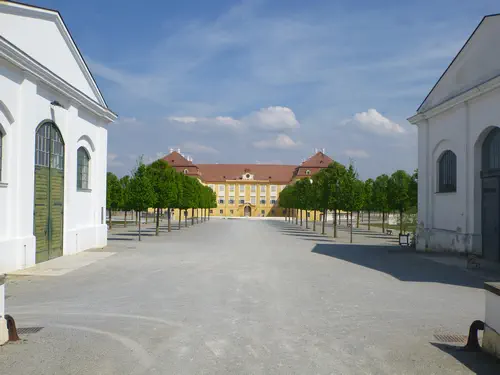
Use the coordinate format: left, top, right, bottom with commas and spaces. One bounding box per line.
438, 150, 456, 192
305, 170, 311, 175
183, 169, 188, 174
483, 128, 500, 171
77, 147, 90, 190
0, 129, 4, 182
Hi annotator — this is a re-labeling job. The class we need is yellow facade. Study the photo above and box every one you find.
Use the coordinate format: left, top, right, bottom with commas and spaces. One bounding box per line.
206, 180, 287, 217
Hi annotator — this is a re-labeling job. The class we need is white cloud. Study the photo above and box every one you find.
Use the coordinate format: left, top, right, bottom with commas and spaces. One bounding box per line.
243, 106, 299, 131
167, 115, 242, 130
107, 153, 124, 167
343, 109, 405, 135
180, 142, 219, 154
167, 106, 299, 133
114, 116, 142, 126
344, 149, 370, 159
253, 134, 301, 150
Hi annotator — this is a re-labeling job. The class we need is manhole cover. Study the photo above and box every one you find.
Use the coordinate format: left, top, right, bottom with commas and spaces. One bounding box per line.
17, 327, 44, 335
433, 333, 468, 343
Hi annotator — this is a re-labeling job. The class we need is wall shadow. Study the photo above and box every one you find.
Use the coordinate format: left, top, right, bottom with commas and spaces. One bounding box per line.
311, 243, 485, 289
430, 343, 500, 374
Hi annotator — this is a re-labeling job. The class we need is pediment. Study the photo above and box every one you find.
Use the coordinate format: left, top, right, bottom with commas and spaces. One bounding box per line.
419, 15, 500, 113
0, 2, 106, 106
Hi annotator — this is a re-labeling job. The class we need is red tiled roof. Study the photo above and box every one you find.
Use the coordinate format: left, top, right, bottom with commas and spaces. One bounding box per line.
160, 151, 333, 183
300, 152, 333, 167
197, 164, 297, 183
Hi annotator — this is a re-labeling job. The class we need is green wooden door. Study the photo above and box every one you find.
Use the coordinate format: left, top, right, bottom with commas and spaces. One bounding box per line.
34, 122, 65, 263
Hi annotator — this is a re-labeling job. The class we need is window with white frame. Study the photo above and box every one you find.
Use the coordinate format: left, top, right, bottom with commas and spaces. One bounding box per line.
229, 184, 235, 192
77, 147, 90, 190
0, 130, 3, 182
271, 185, 277, 192
251, 185, 256, 193
229, 198, 235, 204
260, 199, 266, 204
218, 197, 224, 204
271, 199, 277, 204
239, 184, 245, 193
251, 196, 256, 205
219, 184, 225, 192
239, 198, 245, 204
260, 185, 266, 193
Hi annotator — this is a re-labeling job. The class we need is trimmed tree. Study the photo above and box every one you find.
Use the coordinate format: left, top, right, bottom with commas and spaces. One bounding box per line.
106, 172, 122, 230
363, 178, 375, 230
128, 162, 155, 241
373, 174, 390, 233
388, 170, 412, 235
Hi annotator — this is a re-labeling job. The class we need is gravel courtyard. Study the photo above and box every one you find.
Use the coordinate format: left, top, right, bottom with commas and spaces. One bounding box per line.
1, 219, 499, 374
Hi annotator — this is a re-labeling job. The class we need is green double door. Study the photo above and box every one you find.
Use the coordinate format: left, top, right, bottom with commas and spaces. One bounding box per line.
34, 122, 65, 263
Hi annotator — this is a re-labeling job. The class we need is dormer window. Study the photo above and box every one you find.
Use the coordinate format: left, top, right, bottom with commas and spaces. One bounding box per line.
246, 173, 250, 178
184, 169, 188, 174
306, 170, 311, 175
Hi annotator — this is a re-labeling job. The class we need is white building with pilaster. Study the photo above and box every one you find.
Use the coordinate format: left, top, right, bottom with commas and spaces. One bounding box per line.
0, 1, 116, 273
409, 14, 500, 262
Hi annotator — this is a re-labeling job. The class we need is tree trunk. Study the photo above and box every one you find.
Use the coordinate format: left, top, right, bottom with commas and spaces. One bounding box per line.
300, 210, 303, 226
322, 209, 326, 234
338, 211, 341, 225
191, 208, 195, 225
208, 209, 211, 221
350, 213, 353, 243
185, 210, 188, 227
135, 211, 138, 226
156, 208, 160, 236
167, 208, 171, 233
313, 211, 317, 232
197, 209, 199, 223
108, 208, 112, 230
138, 211, 142, 241
382, 211, 385, 233
306, 211, 309, 229
400, 209, 404, 235
333, 209, 337, 238
368, 211, 371, 230
145, 212, 148, 224
179, 209, 182, 230
356, 211, 360, 228
295, 209, 298, 225
124, 211, 127, 227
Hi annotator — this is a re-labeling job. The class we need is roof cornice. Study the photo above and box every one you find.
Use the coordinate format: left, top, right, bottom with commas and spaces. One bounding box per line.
408, 74, 500, 125
0, 37, 117, 122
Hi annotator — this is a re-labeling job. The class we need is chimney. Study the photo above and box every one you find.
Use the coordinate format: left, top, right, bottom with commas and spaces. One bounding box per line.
169, 148, 174, 153
322, 148, 325, 154
177, 148, 181, 153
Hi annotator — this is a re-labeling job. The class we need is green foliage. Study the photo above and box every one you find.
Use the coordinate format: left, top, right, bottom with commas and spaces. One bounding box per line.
128, 163, 155, 212
388, 170, 412, 212
119, 175, 132, 211
106, 172, 122, 210
147, 159, 178, 209
338, 163, 364, 213
373, 174, 390, 213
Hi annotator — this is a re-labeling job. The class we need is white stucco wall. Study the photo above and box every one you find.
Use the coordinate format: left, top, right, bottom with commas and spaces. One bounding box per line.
416, 85, 500, 254
0, 58, 109, 273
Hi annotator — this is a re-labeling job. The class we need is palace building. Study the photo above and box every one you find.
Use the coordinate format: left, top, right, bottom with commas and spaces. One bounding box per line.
162, 149, 333, 217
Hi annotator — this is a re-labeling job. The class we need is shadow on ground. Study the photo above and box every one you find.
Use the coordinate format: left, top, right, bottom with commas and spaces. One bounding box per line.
430, 343, 500, 374
311, 243, 484, 289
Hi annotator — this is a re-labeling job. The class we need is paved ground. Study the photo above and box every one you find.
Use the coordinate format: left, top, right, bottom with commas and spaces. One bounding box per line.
1, 219, 499, 374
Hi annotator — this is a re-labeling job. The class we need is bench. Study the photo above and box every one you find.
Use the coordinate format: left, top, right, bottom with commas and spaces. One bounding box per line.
386, 229, 393, 235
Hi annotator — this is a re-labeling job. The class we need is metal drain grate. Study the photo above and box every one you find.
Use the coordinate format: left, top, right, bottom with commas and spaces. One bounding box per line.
17, 327, 44, 335
433, 333, 468, 343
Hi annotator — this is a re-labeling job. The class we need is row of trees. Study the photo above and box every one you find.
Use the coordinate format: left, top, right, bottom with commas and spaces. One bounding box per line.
279, 162, 417, 242
106, 159, 217, 240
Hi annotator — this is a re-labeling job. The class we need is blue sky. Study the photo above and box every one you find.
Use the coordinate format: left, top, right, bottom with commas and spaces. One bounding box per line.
31, 0, 500, 178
